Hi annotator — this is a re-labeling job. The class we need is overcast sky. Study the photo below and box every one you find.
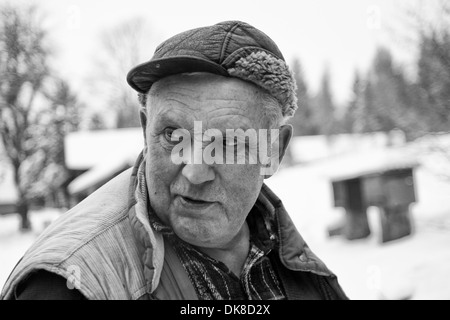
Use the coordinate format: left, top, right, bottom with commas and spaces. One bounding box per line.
10, 0, 424, 107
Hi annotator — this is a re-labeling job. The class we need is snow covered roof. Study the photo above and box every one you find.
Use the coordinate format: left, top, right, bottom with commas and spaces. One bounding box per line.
65, 127, 144, 170
288, 131, 405, 164
65, 127, 144, 194
322, 148, 420, 181
68, 155, 134, 195
287, 131, 419, 180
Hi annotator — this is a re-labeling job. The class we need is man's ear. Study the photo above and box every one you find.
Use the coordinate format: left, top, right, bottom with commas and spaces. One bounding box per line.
277, 124, 293, 164
261, 124, 292, 179
139, 108, 148, 145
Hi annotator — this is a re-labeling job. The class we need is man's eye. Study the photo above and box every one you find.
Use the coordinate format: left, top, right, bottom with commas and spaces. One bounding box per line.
163, 127, 182, 145
164, 128, 175, 141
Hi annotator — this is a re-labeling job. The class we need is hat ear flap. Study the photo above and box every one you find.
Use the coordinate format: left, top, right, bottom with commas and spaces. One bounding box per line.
227, 51, 298, 119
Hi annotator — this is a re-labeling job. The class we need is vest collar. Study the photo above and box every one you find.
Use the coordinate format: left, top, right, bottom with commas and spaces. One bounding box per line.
257, 184, 334, 277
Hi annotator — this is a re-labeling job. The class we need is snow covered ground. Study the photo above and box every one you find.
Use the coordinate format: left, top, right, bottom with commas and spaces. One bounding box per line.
0, 209, 62, 290
1, 149, 450, 299
266, 159, 450, 300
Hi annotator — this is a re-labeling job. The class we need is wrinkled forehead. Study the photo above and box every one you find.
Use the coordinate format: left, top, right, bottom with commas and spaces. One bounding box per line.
147, 73, 271, 130
149, 72, 264, 100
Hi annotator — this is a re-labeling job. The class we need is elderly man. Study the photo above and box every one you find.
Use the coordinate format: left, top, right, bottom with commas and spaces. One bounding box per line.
2, 21, 347, 300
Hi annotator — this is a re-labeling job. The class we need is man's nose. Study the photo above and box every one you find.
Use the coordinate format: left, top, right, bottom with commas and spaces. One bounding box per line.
181, 162, 215, 185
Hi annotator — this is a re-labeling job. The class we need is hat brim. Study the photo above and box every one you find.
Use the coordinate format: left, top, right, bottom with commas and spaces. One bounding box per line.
126, 56, 229, 93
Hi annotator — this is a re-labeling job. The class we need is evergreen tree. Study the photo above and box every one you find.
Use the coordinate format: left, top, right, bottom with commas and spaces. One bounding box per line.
370, 48, 401, 132
313, 67, 336, 136
362, 78, 381, 132
288, 58, 316, 136
417, 32, 450, 132
368, 47, 425, 139
342, 70, 364, 133
343, 47, 425, 139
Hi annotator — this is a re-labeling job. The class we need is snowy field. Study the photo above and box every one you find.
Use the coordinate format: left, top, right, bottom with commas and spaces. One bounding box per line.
1, 155, 450, 299
0, 208, 62, 290
266, 161, 450, 300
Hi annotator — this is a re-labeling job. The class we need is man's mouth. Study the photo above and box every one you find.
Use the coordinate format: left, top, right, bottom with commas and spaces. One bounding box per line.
178, 195, 215, 209
182, 195, 207, 204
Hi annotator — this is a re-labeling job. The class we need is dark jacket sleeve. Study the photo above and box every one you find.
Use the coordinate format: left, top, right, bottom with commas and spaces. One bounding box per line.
15, 270, 86, 300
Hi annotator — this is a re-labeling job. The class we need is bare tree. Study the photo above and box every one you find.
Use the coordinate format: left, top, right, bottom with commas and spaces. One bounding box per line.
0, 4, 51, 230
37, 79, 82, 209
93, 19, 153, 128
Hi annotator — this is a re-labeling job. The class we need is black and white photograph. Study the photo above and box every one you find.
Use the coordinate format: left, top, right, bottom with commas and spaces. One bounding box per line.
0, 0, 449, 302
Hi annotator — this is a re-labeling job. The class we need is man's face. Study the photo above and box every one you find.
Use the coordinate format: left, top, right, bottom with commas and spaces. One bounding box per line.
143, 73, 273, 250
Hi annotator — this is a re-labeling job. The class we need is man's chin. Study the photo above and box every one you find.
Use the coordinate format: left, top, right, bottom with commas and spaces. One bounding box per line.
172, 223, 226, 248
